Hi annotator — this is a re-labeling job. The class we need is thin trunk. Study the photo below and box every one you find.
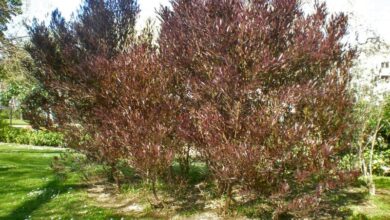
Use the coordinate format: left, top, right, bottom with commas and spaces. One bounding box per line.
111, 166, 121, 189
151, 178, 160, 202
9, 108, 13, 126
362, 158, 368, 179
358, 123, 367, 174
358, 146, 364, 174
180, 145, 191, 176
146, 169, 150, 184
46, 110, 50, 128
368, 120, 382, 196
224, 183, 235, 213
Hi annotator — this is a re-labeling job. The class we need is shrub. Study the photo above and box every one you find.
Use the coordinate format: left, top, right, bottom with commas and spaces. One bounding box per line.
26, 0, 175, 199
159, 0, 358, 215
0, 125, 63, 146
88, 44, 176, 195
25, 0, 141, 159
25, 0, 359, 216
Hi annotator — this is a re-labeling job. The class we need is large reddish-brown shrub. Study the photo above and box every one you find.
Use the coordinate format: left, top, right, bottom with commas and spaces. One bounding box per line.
159, 0, 357, 214
26, 0, 175, 193
25, 0, 359, 215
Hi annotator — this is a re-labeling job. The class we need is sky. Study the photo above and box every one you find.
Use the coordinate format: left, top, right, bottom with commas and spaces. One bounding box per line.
7, 0, 171, 38
323, 0, 390, 43
6, 0, 390, 44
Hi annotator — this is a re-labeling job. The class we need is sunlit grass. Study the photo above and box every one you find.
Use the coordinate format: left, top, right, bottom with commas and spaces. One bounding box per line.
0, 144, 128, 219
349, 177, 390, 220
2, 118, 30, 126
0, 143, 389, 219
9, 119, 30, 126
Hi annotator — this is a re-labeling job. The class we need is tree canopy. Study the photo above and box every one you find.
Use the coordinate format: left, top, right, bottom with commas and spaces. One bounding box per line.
0, 0, 22, 42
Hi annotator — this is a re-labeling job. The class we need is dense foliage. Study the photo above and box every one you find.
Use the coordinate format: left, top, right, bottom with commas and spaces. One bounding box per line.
159, 0, 357, 214
0, 0, 22, 42
21, 86, 55, 129
25, 0, 139, 132
26, 0, 358, 216
0, 124, 63, 146
25, 0, 173, 194
0, 81, 28, 106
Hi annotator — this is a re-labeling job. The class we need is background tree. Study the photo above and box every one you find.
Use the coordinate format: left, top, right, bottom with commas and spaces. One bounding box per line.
21, 86, 54, 129
0, 45, 33, 102
0, 0, 22, 44
351, 36, 390, 195
0, 41, 34, 126
1, 0, 23, 82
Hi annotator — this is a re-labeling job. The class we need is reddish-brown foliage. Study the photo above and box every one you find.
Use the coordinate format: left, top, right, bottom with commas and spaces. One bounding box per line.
90, 45, 176, 185
159, 0, 358, 213
25, 0, 359, 216
26, 1, 175, 193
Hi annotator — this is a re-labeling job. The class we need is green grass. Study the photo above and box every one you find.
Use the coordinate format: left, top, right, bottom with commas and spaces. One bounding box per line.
8, 119, 30, 126
0, 144, 136, 220
348, 177, 390, 220
0, 143, 389, 219
235, 177, 390, 219
1, 117, 30, 126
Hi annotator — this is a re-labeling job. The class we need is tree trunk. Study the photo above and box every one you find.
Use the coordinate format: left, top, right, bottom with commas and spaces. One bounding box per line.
362, 158, 368, 179
224, 183, 234, 213
151, 178, 160, 202
9, 107, 13, 126
179, 145, 191, 176
367, 120, 382, 196
109, 166, 121, 189
358, 123, 367, 175
368, 180, 376, 196
368, 135, 376, 196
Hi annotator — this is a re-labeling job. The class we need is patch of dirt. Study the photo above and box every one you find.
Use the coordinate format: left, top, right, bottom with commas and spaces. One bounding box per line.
376, 189, 390, 196
11, 125, 32, 129
87, 184, 146, 213
172, 211, 222, 220
121, 204, 145, 212
86, 184, 251, 219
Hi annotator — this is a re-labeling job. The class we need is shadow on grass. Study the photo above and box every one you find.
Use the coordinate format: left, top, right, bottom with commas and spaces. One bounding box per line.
316, 187, 369, 219
233, 188, 369, 220
0, 167, 11, 172
0, 179, 87, 220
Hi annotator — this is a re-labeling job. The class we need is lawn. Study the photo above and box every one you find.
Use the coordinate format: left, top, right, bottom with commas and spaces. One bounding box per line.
348, 177, 390, 220
1, 111, 30, 126
8, 119, 30, 126
0, 143, 389, 219
1, 118, 30, 127
0, 144, 132, 220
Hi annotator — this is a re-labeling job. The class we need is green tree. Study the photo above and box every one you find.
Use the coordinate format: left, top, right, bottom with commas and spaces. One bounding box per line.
0, 0, 22, 41
0, 43, 34, 103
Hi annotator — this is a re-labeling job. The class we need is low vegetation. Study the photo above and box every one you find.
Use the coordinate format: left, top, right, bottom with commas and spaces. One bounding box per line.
0, 144, 389, 219
0, 121, 63, 147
